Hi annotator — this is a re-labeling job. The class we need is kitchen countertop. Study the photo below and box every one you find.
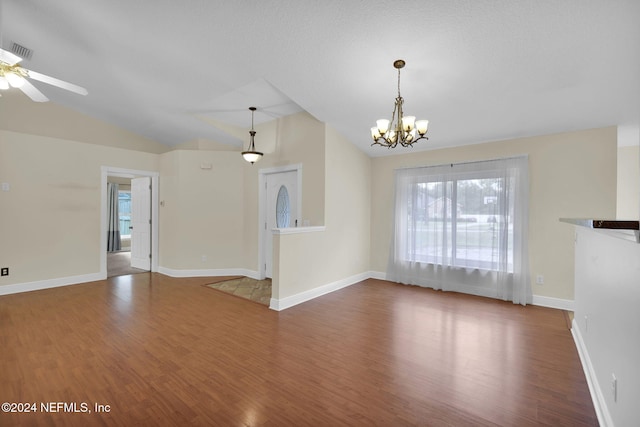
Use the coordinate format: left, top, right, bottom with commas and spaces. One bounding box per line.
560, 218, 640, 243
559, 218, 639, 230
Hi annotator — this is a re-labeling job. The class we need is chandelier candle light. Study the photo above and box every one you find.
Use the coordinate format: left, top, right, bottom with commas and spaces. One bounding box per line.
371, 59, 429, 148
241, 106, 263, 164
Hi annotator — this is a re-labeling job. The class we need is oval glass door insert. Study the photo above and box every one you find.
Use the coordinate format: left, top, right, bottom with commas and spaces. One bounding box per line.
276, 185, 290, 227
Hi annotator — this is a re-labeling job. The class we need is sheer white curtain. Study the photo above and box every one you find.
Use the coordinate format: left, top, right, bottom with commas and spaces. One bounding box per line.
387, 156, 531, 305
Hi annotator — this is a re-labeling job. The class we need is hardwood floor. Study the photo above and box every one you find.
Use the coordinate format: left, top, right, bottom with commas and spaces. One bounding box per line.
0, 274, 597, 426
107, 251, 148, 277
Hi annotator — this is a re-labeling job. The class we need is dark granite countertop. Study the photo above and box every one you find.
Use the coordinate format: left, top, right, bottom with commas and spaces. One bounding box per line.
559, 218, 639, 230
560, 218, 640, 243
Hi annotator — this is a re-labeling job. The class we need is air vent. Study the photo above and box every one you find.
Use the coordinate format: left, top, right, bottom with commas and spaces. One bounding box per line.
10, 42, 33, 60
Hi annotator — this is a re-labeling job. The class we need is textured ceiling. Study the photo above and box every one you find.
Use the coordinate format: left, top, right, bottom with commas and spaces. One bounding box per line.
1, 0, 639, 156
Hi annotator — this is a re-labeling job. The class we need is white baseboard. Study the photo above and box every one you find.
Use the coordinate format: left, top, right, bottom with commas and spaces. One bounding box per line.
0, 268, 260, 296
571, 319, 613, 427
269, 272, 370, 311
370, 273, 574, 311
531, 295, 574, 311
157, 266, 260, 280
368, 271, 387, 280
0, 272, 104, 296
0, 268, 575, 316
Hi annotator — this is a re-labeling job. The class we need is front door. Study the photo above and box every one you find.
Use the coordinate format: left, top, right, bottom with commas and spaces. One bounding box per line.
130, 177, 151, 270
264, 170, 298, 278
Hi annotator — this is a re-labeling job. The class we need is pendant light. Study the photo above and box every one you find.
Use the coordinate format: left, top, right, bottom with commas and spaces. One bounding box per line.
241, 107, 263, 164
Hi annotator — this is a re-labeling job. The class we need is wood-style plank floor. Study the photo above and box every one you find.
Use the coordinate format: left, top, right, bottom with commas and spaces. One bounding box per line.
0, 274, 597, 426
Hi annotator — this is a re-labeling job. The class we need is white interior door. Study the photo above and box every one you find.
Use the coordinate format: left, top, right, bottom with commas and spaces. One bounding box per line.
130, 177, 151, 270
264, 170, 298, 278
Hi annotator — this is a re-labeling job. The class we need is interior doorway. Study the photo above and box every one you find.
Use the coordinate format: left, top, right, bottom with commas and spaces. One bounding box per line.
101, 167, 159, 279
259, 164, 302, 279
129, 176, 152, 270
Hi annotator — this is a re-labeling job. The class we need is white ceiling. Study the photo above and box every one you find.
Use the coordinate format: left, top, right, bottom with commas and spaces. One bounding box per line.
2, 0, 639, 156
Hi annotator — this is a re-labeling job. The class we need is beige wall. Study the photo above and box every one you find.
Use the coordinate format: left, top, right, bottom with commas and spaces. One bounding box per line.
0, 109, 330, 287
241, 111, 326, 271
616, 145, 640, 219
158, 150, 245, 270
0, 130, 159, 286
274, 124, 371, 300
323, 125, 371, 277
256, 111, 326, 226
370, 127, 617, 301
0, 94, 621, 305
0, 91, 167, 154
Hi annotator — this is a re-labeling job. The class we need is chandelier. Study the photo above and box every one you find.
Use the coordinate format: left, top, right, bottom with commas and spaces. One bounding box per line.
371, 59, 429, 148
241, 106, 263, 164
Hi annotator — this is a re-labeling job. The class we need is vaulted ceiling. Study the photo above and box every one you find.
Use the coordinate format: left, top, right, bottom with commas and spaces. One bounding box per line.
2, 0, 639, 156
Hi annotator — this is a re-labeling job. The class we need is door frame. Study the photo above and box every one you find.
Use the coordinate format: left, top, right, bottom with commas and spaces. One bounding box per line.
258, 163, 302, 279
100, 166, 159, 279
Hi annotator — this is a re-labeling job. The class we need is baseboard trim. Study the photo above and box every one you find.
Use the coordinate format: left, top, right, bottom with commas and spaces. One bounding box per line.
370, 273, 574, 310
269, 272, 370, 311
0, 272, 104, 296
531, 295, 574, 311
0, 269, 576, 315
571, 319, 612, 427
157, 267, 260, 280
368, 271, 387, 281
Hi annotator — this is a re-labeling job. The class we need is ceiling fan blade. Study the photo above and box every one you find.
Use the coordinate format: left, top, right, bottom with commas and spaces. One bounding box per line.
19, 79, 49, 102
26, 69, 88, 96
0, 48, 23, 65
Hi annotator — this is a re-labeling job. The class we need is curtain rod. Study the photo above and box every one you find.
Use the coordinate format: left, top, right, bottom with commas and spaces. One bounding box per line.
393, 154, 528, 171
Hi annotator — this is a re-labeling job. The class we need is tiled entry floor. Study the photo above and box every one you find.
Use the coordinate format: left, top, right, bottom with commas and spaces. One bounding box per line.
206, 277, 272, 306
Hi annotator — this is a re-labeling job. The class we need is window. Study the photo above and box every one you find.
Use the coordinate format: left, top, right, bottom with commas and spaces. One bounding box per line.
118, 190, 131, 238
276, 185, 290, 227
403, 171, 514, 272
387, 156, 531, 304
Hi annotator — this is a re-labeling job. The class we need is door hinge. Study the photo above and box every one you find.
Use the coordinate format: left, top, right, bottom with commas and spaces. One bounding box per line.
149, 219, 152, 224
149, 254, 152, 259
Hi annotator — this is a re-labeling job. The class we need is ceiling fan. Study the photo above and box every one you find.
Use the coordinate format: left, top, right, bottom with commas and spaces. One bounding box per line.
0, 47, 88, 102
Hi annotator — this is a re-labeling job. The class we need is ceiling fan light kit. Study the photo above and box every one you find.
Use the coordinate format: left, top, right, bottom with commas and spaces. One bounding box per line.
1, 65, 26, 87
0, 46, 88, 102
241, 106, 264, 164
371, 59, 429, 149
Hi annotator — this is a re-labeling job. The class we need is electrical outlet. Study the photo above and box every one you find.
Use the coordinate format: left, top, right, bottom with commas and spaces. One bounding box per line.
611, 374, 617, 402
1, 267, 8, 276
536, 274, 544, 285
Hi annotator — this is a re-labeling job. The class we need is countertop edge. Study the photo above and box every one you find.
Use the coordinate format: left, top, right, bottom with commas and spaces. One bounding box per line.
559, 218, 639, 230
560, 218, 640, 243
